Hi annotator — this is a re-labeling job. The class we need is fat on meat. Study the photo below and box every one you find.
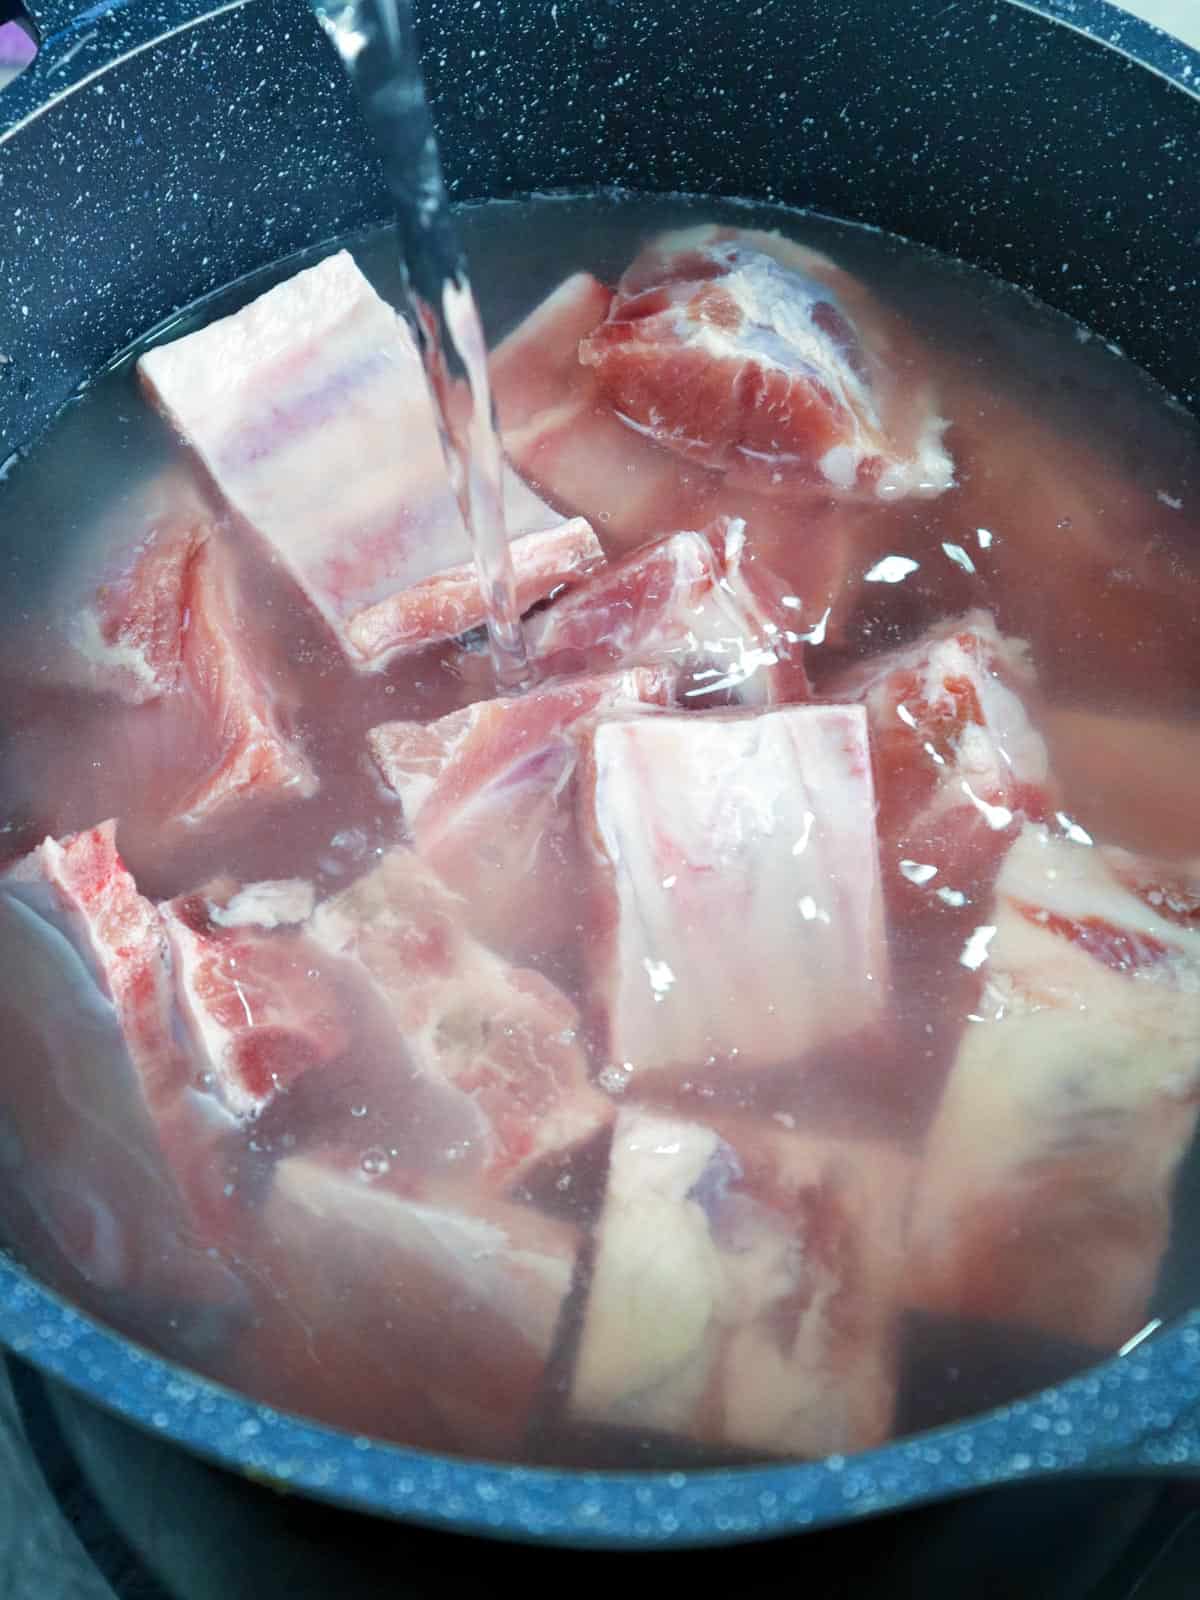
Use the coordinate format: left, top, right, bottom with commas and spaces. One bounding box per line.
55, 519, 316, 828
834, 610, 1054, 916
490, 272, 853, 643
367, 667, 674, 961
161, 880, 350, 1121
518, 517, 811, 707
256, 1148, 578, 1453
578, 704, 886, 1079
0, 822, 242, 1300
138, 251, 602, 668
906, 824, 1200, 1348
309, 849, 612, 1185
578, 223, 954, 502
570, 1108, 911, 1458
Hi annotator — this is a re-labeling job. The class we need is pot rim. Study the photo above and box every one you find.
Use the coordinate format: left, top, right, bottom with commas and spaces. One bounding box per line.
1, 0, 1199, 1549
3, 1250, 1200, 1547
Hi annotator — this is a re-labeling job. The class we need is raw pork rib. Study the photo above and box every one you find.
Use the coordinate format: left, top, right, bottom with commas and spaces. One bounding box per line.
490, 272, 851, 639
578, 704, 886, 1078
521, 518, 810, 706
0, 823, 239, 1292
835, 611, 1053, 914
171, 529, 317, 822
70, 520, 315, 824
310, 850, 611, 1184
343, 516, 601, 662
570, 1109, 910, 1458
259, 1148, 578, 1453
69, 516, 204, 706
579, 224, 954, 501
138, 250, 598, 668
161, 880, 349, 1121
906, 824, 1200, 1347
367, 667, 674, 959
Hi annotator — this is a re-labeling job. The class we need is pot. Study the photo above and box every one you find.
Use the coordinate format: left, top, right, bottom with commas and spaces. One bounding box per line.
0, 0, 1199, 1554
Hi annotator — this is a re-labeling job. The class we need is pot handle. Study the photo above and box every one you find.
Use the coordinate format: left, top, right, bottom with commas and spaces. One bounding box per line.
0, 0, 283, 135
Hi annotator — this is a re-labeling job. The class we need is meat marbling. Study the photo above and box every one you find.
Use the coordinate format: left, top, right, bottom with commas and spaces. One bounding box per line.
906, 824, 1200, 1347
0, 823, 241, 1294
578, 703, 886, 1079
570, 1107, 911, 1458
368, 666, 675, 960
579, 224, 954, 501
139, 251, 601, 668
309, 849, 612, 1185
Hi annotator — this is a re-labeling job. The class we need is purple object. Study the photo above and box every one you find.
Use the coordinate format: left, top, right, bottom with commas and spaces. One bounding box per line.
0, 20, 37, 76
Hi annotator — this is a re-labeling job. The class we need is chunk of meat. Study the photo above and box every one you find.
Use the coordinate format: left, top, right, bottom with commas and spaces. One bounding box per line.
368, 667, 674, 961
579, 224, 953, 501
161, 884, 351, 1120
518, 518, 810, 707
578, 704, 886, 1079
170, 527, 317, 823
834, 611, 1054, 916
56, 520, 316, 828
0, 823, 240, 1292
570, 1109, 911, 1458
68, 517, 202, 705
906, 825, 1200, 1347
255, 1148, 577, 1454
139, 250, 589, 668
309, 850, 611, 1185
491, 273, 852, 642
343, 516, 603, 663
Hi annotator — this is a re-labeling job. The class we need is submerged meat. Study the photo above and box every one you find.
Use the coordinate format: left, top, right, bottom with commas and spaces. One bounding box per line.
69, 517, 204, 706
906, 825, 1200, 1347
368, 667, 674, 960
835, 611, 1053, 915
138, 250, 593, 668
580, 224, 953, 501
491, 272, 852, 641
520, 517, 810, 706
579, 704, 886, 1079
570, 1109, 910, 1457
310, 850, 611, 1184
64, 519, 315, 826
170, 529, 317, 823
257, 1148, 578, 1453
0, 823, 239, 1291
161, 881, 349, 1120
343, 516, 602, 663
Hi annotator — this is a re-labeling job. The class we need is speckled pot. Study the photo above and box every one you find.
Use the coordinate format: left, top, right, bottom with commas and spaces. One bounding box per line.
0, 0, 1198, 1552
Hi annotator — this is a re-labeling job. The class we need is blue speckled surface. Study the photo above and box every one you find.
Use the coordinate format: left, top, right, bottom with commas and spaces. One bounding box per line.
4, 1261, 1200, 1549
2, 0, 1199, 456
0, 0, 1199, 1550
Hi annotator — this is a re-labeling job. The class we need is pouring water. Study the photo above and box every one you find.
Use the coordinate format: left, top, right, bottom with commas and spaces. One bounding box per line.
312, 0, 531, 692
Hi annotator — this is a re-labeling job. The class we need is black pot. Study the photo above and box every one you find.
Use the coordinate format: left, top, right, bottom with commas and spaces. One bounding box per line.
0, 0, 1199, 1555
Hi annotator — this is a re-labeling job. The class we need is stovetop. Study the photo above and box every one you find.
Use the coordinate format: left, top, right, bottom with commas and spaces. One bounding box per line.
4, 1355, 1200, 1600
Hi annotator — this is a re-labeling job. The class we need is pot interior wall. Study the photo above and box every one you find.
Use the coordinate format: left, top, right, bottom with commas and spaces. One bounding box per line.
0, 0, 1198, 458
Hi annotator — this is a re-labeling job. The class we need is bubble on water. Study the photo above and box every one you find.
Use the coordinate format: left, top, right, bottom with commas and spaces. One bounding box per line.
350, 1104, 368, 1119
360, 1148, 391, 1178
597, 1063, 632, 1095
